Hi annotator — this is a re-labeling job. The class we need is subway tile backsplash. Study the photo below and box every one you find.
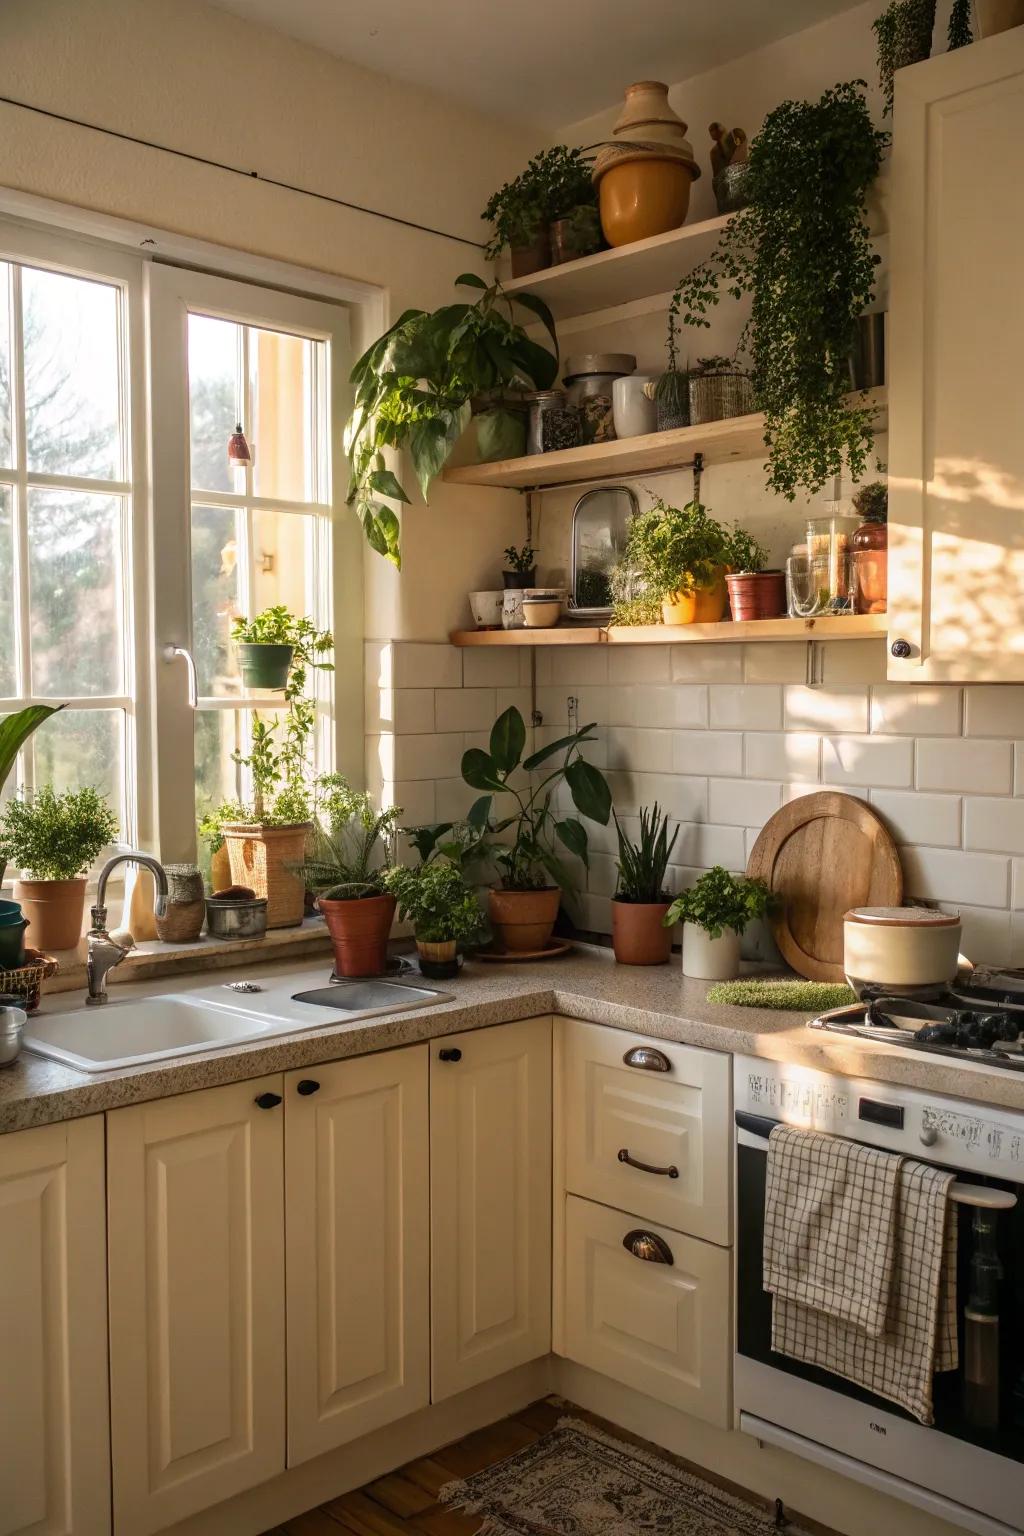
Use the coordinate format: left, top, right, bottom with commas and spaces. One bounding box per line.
366, 639, 1023, 966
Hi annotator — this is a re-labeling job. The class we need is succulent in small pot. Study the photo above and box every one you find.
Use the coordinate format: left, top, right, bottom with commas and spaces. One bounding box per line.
503, 542, 537, 590
664, 865, 773, 981
299, 777, 402, 977
722, 528, 785, 621
384, 858, 487, 979
611, 805, 679, 966
0, 784, 119, 951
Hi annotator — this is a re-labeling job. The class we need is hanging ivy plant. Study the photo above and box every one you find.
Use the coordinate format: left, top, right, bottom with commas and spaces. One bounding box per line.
669, 81, 889, 502
873, 0, 936, 114
947, 0, 973, 48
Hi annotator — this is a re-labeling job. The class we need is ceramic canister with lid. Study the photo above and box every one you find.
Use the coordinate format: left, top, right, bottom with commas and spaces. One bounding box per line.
844, 906, 963, 998
563, 353, 635, 444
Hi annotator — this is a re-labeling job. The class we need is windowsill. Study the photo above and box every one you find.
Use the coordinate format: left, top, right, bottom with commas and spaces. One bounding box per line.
41, 917, 334, 996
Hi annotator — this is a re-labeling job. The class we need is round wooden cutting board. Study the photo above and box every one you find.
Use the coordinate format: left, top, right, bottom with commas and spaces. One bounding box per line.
745, 792, 903, 982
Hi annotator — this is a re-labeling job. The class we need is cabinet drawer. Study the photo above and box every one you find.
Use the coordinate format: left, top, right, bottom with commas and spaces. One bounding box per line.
562, 1019, 730, 1244
563, 1194, 730, 1428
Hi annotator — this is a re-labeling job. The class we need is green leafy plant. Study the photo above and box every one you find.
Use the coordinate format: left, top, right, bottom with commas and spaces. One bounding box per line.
0, 783, 119, 881
664, 865, 773, 938
383, 860, 488, 946
654, 311, 688, 419
483, 146, 595, 257
873, 0, 936, 114
461, 706, 611, 890
852, 479, 888, 520
0, 706, 63, 797
345, 275, 558, 565
298, 775, 401, 900
725, 526, 769, 574
614, 805, 679, 904
611, 496, 755, 625
669, 82, 889, 501
503, 542, 536, 575
197, 800, 247, 855
947, 0, 972, 47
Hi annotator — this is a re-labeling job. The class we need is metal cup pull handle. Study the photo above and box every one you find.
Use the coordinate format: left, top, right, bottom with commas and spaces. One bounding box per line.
622, 1229, 674, 1265
618, 1147, 679, 1179
622, 1045, 672, 1073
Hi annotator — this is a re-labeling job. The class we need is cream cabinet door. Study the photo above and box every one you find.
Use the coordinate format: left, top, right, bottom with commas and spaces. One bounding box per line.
430, 1017, 552, 1400
284, 1047, 430, 1464
889, 33, 1024, 680
0, 1116, 109, 1536
563, 1194, 730, 1428
107, 1078, 285, 1535
562, 1019, 731, 1246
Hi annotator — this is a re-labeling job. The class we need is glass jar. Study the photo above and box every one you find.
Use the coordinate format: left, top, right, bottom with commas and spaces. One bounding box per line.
786, 551, 854, 618
805, 515, 859, 611
851, 509, 888, 614
562, 352, 635, 444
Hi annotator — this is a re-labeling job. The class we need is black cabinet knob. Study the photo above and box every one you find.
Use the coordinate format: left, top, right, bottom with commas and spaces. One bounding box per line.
890, 638, 912, 659
254, 1091, 282, 1110
438, 1047, 462, 1062
296, 1079, 320, 1096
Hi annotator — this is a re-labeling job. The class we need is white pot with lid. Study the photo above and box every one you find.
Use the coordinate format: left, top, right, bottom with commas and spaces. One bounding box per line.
844, 906, 963, 999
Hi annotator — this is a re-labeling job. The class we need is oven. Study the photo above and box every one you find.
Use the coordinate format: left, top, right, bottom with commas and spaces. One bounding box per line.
733, 1055, 1024, 1536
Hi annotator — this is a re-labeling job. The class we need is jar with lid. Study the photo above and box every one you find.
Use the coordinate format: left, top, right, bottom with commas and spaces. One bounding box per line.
563, 353, 636, 444
850, 481, 888, 614
526, 390, 581, 455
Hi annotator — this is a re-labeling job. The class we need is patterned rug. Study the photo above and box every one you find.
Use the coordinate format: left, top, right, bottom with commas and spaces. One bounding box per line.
439, 1418, 810, 1536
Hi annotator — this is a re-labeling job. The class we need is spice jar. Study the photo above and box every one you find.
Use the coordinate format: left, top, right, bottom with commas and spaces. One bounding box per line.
526, 390, 582, 454
563, 353, 635, 444
805, 515, 859, 612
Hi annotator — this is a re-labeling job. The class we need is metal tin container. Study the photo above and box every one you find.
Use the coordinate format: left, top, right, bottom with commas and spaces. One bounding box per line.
563, 353, 636, 443
0, 998, 27, 1066
205, 896, 269, 941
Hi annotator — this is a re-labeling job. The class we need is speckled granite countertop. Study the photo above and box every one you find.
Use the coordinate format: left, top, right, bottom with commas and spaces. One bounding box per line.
2, 944, 1023, 1133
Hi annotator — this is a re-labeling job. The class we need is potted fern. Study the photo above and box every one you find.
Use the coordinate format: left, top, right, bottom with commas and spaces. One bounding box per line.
300, 776, 402, 976
664, 865, 773, 981
611, 805, 679, 965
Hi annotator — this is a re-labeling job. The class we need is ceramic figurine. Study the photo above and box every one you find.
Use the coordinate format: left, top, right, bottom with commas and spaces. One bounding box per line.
709, 123, 751, 214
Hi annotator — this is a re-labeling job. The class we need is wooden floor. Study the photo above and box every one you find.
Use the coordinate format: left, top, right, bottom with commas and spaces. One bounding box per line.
262, 1397, 839, 1536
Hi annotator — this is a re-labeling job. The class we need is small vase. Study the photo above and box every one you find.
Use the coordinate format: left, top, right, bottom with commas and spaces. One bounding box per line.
682, 923, 740, 981
417, 937, 461, 980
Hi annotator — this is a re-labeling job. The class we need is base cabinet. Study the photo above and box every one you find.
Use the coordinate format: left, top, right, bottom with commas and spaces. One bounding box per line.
0, 1116, 109, 1536
430, 1016, 553, 1400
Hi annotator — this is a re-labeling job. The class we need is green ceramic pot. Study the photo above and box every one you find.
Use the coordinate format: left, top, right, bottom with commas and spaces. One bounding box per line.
0, 918, 29, 969
237, 642, 294, 691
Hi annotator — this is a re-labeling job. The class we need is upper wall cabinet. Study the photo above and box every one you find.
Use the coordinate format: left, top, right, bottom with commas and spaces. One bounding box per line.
888, 33, 1024, 681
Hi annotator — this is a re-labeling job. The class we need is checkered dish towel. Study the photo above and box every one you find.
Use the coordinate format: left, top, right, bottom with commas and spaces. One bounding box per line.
764, 1125, 958, 1425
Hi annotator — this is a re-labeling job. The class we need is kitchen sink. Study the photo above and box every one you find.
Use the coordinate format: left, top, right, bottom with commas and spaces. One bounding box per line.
22, 973, 454, 1073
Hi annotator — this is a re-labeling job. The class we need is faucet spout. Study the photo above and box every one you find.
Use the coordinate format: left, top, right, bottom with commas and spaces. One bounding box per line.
86, 852, 169, 1004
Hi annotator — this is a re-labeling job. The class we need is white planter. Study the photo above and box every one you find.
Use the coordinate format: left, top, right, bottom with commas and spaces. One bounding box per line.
612, 374, 657, 438
682, 924, 740, 981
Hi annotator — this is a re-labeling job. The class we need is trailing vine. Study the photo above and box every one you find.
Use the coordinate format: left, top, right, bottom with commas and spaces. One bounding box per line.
947, 0, 972, 48
873, 0, 936, 114
669, 81, 888, 502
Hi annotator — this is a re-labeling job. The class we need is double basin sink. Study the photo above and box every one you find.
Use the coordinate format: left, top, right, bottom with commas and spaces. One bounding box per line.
22, 974, 453, 1073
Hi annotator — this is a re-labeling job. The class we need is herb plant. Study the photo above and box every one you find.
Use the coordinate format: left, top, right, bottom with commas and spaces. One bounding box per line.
299, 775, 402, 900
663, 866, 773, 938
0, 784, 119, 880
873, 0, 936, 114
668, 82, 889, 501
345, 276, 558, 565
614, 805, 678, 904
383, 860, 487, 946
461, 706, 611, 890
725, 527, 769, 574
483, 146, 595, 258
612, 496, 757, 625
503, 542, 536, 575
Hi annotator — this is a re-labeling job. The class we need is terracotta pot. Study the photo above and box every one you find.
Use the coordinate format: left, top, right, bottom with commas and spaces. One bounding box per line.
15, 877, 87, 952
488, 887, 560, 952
611, 899, 673, 966
974, 0, 1024, 36
661, 569, 728, 626
223, 822, 309, 929
510, 232, 550, 277
596, 155, 696, 247
725, 570, 787, 621
549, 207, 602, 265
320, 893, 396, 978
682, 924, 740, 981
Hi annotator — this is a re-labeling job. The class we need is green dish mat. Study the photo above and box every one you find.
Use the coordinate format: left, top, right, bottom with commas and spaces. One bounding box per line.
706, 979, 857, 1012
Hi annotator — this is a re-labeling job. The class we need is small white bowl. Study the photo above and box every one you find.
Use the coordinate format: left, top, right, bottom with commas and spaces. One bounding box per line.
522, 597, 562, 628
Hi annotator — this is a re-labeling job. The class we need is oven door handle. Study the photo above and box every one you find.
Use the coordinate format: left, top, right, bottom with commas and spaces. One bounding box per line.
735, 1110, 781, 1140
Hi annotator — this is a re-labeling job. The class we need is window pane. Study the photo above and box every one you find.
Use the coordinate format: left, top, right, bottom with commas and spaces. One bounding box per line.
251, 508, 315, 617
28, 490, 123, 697
195, 709, 242, 811
191, 503, 240, 697
23, 267, 121, 479
252, 328, 317, 503
189, 314, 241, 494
33, 708, 123, 820
0, 262, 11, 468
0, 488, 14, 696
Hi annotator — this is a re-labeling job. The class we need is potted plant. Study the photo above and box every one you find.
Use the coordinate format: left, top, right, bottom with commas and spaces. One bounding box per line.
0, 784, 119, 951
611, 804, 679, 966
483, 162, 550, 275
537, 146, 601, 265
947, 0, 972, 47
664, 865, 773, 981
384, 857, 487, 978
651, 312, 688, 432
503, 542, 536, 590
231, 605, 332, 691
873, 0, 936, 114
688, 354, 755, 424
300, 776, 402, 977
671, 82, 889, 501
346, 275, 558, 566
612, 496, 744, 627
723, 527, 785, 620
460, 706, 611, 952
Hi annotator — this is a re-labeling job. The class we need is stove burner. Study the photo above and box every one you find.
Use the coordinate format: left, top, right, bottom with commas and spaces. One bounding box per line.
808, 986, 1024, 1071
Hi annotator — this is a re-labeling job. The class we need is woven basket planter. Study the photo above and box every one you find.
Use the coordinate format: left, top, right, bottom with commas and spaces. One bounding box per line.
223, 822, 310, 929
688, 370, 755, 424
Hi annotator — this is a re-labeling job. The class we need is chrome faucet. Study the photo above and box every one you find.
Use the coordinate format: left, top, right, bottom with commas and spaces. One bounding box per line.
85, 853, 169, 1006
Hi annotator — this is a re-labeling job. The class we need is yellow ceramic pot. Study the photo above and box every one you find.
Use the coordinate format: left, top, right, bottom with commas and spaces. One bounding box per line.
661, 569, 728, 626
597, 155, 697, 247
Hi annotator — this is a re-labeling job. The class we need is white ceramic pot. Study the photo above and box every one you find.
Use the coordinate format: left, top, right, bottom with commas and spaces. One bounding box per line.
612, 374, 658, 438
522, 596, 562, 628
469, 590, 504, 629
974, 0, 1024, 36
682, 923, 740, 981
844, 906, 962, 996
501, 588, 525, 629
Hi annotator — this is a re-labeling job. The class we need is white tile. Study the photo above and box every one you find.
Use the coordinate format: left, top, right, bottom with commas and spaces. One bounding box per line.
916, 738, 1013, 795
606, 686, 637, 727
822, 736, 914, 789
392, 642, 461, 689
951, 905, 1013, 966
608, 646, 670, 684
673, 821, 747, 869
671, 645, 743, 682
535, 685, 608, 727
462, 648, 524, 688
900, 846, 1009, 907
708, 777, 782, 827
363, 639, 392, 691
578, 892, 613, 937
869, 686, 961, 736
434, 687, 496, 732
744, 732, 820, 782
606, 727, 674, 774
673, 730, 744, 776
546, 647, 609, 686
495, 686, 532, 718
784, 686, 869, 734
965, 686, 1024, 738
391, 779, 436, 826
634, 684, 707, 728
1015, 743, 1024, 796
709, 685, 782, 731
965, 797, 1024, 856
742, 643, 807, 685
1012, 859, 1024, 909
818, 639, 887, 685
392, 733, 465, 782
587, 851, 619, 898
391, 688, 435, 734
868, 790, 962, 848
607, 771, 706, 822
434, 777, 480, 822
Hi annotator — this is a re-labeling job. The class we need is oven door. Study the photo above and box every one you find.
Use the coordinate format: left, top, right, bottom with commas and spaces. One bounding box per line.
735, 1112, 1024, 1536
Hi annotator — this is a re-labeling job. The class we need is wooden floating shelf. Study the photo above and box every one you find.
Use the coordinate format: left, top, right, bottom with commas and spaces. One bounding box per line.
443, 389, 887, 491
450, 614, 888, 647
